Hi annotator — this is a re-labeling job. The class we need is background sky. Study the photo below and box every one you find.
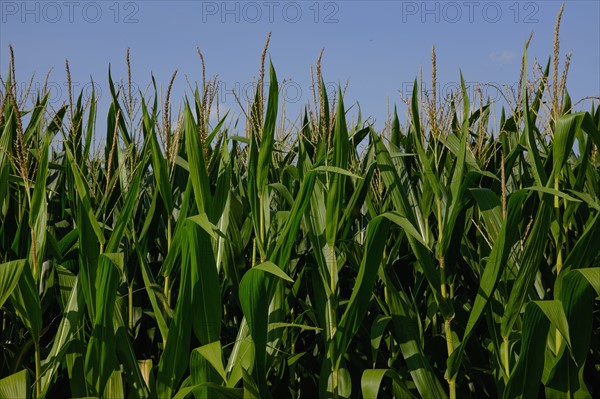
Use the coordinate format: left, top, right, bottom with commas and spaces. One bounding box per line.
1, 0, 599, 136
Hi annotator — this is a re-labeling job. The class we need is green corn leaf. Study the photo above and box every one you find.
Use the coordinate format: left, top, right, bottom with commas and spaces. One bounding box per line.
253, 261, 293, 283
206, 111, 230, 145
503, 302, 549, 399
468, 188, 503, 243
318, 356, 352, 398
551, 113, 584, 181
385, 275, 448, 399
411, 79, 442, 200
563, 213, 600, 272
0, 370, 30, 399
161, 180, 193, 279
256, 61, 278, 198
444, 132, 481, 173
381, 211, 429, 249
335, 216, 389, 360
546, 269, 596, 397
187, 213, 219, 240
370, 315, 391, 367
242, 367, 261, 399
190, 347, 223, 399
111, 297, 150, 399
579, 111, 600, 146
532, 300, 572, 353
225, 330, 254, 389
362, 369, 416, 399
314, 165, 361, 180
449, 72, 470, 202
566, 190, 600, 211
0, 109, 15, 212
84, 255, 121, 396
325, 86, 349, 246
270, 170, 317, 269
569, 268, 600, 296
184, 100, 212, 215
239, 268, 271, 399
157, 222, 195, 398
212, 147, 233, 268
338, 161, 376, 239
247, 117, 262, 255
372, 131, 450, 316
391, 106, 402, 148
107, 66, 131, 146
447, 190, 528, 379
524, 186, 581, 202
188, 220, 222, 344
523, 89, 548, 187
65, 146, 105, 245
29, 131, 50, 282
438, 174, 476, 260
134, 244, 169, 342
84, 145, 145, 395
0, 259, 25, 308
103, 370, 124, 399
193, 341, 227, 383
172, 384, 243, 399
76, 193, 100, 321
10, 264, 42, 343
40, 276, 85, 398
269, 182, 295, 207
83, 84, 96, 160
23, 93, 48, 142
141, 97, 174, 213
501, 198, 553, 337
267, 322, 322, 332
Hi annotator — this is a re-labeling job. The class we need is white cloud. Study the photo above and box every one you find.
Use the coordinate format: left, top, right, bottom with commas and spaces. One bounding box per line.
488, 51, 517, 65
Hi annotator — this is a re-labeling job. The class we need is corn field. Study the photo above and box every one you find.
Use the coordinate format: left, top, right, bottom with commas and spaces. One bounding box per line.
1, 23, 600, 399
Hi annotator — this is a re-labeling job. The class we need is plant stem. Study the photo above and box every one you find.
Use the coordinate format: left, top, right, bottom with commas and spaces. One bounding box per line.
554, 176, 563, 351
252, 238, 257, 267
502, 336, 510, 377
438, 197, 456, 399
164, 274, 171, 309
164, 218, 172, 309
554, 176, 563, 276
30, 229, 38, 283
331, 360, 339, 399
34, 340, 41, 398
128, 284, 134, 331
327, 242, 339, 398
259, 194, 266, 263
441, 256, 456, 399
329, 243, 336, 300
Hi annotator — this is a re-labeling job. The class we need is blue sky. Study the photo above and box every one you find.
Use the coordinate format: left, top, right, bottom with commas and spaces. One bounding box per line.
1, 0, 599, 135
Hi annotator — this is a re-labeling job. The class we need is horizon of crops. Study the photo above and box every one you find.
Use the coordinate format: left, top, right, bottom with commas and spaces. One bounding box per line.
1, 7, 600, 398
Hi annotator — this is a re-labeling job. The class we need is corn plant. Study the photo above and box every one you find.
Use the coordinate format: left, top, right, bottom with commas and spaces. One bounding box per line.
1, 14, 600, 398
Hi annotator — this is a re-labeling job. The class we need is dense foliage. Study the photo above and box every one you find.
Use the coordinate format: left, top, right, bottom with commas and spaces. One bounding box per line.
1, 31, 599, 399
